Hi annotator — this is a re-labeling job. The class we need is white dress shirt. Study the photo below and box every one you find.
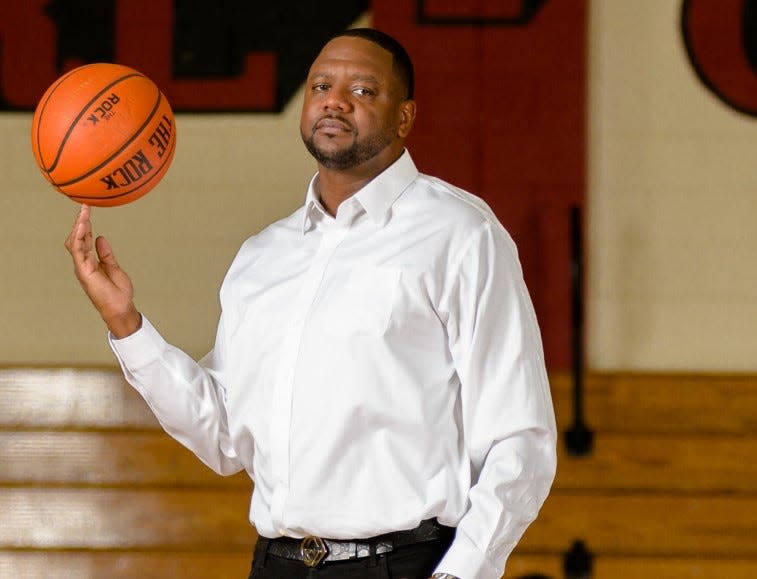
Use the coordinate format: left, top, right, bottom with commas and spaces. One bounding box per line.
110, 150, 557, 579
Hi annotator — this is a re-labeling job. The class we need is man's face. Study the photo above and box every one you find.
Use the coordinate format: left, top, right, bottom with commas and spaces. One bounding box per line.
300, 36, 412, 171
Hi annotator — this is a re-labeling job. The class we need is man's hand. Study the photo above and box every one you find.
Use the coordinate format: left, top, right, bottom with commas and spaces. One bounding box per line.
64, 204, 141, 338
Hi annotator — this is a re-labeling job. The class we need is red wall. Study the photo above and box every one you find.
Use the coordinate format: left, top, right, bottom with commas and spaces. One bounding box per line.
374, 1, 587, 369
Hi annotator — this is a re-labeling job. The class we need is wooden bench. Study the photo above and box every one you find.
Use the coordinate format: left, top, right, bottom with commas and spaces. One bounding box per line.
1, 368, 756, 578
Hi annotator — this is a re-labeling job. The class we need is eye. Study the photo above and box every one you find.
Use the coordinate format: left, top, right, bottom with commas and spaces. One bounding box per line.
312, 83, 330, 92
353, 87, 375, 97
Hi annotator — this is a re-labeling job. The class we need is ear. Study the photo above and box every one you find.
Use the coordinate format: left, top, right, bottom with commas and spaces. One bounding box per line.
397, 99, 416, 138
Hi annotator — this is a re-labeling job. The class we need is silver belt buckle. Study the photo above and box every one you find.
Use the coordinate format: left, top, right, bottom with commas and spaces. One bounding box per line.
301, 535, 328, 567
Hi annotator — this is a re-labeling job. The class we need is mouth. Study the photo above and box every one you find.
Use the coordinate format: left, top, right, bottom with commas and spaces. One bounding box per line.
315, 116, 353, 134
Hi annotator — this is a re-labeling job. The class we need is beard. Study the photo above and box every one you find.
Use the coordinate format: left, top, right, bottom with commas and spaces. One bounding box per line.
302, 122, 394, 170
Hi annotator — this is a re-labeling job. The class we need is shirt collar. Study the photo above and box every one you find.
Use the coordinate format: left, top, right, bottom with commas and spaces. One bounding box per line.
303, 176, 326, 234
301, 150, 419, 234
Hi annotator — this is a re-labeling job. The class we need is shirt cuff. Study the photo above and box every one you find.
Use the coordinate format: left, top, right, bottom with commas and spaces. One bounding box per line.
435, 532, 504, 579
108, 315, 165, 371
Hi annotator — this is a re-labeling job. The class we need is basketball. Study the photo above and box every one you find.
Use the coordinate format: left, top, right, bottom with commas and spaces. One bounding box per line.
31, 63, 176, 207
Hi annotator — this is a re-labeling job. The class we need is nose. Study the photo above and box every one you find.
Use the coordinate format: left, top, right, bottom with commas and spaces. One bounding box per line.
322, 86, 352, 112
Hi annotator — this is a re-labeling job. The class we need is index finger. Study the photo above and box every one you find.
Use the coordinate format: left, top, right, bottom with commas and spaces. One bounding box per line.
65, 204, 91, 250
75, 203, 91, 226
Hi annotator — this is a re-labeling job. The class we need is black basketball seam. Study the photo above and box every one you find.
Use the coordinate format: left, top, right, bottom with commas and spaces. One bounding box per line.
64, 120, 176, 202
33, 66, 85, 177
53, 89, 163, 188
46, 71, 145, 174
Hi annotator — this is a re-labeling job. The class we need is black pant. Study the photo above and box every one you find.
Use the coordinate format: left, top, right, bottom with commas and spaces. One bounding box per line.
248, 532, 454, 579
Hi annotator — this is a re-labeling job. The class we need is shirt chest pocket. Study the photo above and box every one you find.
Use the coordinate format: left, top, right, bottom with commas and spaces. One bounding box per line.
317, 265, 399, 337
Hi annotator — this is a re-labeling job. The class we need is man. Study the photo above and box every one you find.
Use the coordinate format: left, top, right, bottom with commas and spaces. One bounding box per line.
65, 28, 556, 579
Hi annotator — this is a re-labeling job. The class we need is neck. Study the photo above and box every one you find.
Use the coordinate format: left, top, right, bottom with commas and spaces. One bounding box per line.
317, 170, 372, 216
317, 148, 403, 217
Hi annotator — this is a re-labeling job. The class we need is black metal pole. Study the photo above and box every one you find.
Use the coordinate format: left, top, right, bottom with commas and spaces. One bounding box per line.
564, 540, 594, 579
565, 205, 593, 456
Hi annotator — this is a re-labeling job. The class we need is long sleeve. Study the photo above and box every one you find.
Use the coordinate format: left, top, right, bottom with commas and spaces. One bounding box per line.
109, 315, 243, 476
435, 221, 557, 578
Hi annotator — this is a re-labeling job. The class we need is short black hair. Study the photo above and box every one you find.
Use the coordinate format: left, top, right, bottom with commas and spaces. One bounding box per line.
329, 28, 415, 100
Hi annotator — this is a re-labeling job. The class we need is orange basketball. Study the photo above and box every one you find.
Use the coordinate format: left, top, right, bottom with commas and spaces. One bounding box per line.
31, 63, 176, 207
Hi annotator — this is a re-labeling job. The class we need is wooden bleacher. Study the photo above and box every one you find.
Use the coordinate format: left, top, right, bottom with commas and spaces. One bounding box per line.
1, 368, 756, 578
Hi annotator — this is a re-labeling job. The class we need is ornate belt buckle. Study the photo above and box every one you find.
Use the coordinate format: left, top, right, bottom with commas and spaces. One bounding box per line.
301, 535, 328, 567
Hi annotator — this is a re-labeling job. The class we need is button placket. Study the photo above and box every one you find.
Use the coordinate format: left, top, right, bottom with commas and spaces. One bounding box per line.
269, 222, 349, 529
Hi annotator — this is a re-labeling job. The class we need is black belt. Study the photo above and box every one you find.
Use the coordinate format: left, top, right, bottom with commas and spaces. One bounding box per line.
257, 518, 451, 567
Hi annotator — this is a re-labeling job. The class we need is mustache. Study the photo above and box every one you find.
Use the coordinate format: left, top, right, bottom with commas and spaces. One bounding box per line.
314, 114, 354, 131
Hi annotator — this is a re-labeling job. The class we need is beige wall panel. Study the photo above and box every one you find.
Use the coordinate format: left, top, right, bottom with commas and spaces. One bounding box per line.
587, 0, 757, 370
